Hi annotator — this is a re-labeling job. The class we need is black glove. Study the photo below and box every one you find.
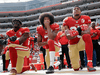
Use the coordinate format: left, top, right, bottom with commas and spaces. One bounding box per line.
9, 36, 17, 42
77, 27, 82, 35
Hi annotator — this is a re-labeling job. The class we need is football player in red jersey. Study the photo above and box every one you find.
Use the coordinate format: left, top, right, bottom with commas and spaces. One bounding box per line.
37, 13, 61, 74
5, 19, 37, 74
63, 5, 96, 72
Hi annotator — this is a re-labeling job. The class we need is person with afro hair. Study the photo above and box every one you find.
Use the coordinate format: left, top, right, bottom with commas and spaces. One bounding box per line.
37, 12, 61, 74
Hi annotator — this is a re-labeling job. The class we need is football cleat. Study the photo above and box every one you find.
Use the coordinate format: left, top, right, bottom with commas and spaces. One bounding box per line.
46, 66, 54, 74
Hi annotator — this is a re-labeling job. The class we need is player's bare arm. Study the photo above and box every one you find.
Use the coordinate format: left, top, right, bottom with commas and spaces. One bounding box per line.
37, 34, 47, 46
19, 32, 29, 44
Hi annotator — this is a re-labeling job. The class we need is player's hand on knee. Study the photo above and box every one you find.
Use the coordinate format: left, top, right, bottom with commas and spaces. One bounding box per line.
65, 29, 79, 40
65, 29, 79, 37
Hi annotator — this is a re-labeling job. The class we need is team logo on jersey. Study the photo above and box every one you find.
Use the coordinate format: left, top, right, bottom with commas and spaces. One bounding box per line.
81, 19, 85, 23
19, 31, 22, 35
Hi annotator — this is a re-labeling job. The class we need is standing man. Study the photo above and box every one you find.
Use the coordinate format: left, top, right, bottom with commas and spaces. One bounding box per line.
37, 12, 61, 74
90, 21, 100, 66
57, 25, 71, 69
63, 5, 96, 72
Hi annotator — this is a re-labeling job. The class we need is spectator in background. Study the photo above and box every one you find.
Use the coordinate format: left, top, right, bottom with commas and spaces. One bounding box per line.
57, 25, 71, 69
1, 46, 10, 73
90, 22, 100, 66
40, 46, 47, 70
32, 32, 35, 38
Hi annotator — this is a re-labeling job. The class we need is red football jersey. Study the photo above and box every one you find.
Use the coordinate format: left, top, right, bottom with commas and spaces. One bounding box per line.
6, 27, 30, 47
63, 15, 91, 45
90, 28, 99, 40
57, 31, 68, 45
37, 23, 60, 49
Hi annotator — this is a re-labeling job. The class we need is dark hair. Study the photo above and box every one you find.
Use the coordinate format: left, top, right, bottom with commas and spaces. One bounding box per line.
12, 19, 22, 25
39, 12, 54, 28
73, 5, 81, 11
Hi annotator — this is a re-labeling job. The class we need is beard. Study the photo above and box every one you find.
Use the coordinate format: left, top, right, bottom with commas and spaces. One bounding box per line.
75, 14, 79, 16
14, 26, 20, 31
14, 26, 19, 28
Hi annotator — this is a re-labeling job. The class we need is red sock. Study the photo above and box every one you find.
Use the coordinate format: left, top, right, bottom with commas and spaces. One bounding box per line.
27, 58, 29, 66
5, 60, 9, 69
82, 34, 93, 60
21, 66, 30, 73
9, 47, 17, 68
48, 39, 55, 51
24, 56, 27, 66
